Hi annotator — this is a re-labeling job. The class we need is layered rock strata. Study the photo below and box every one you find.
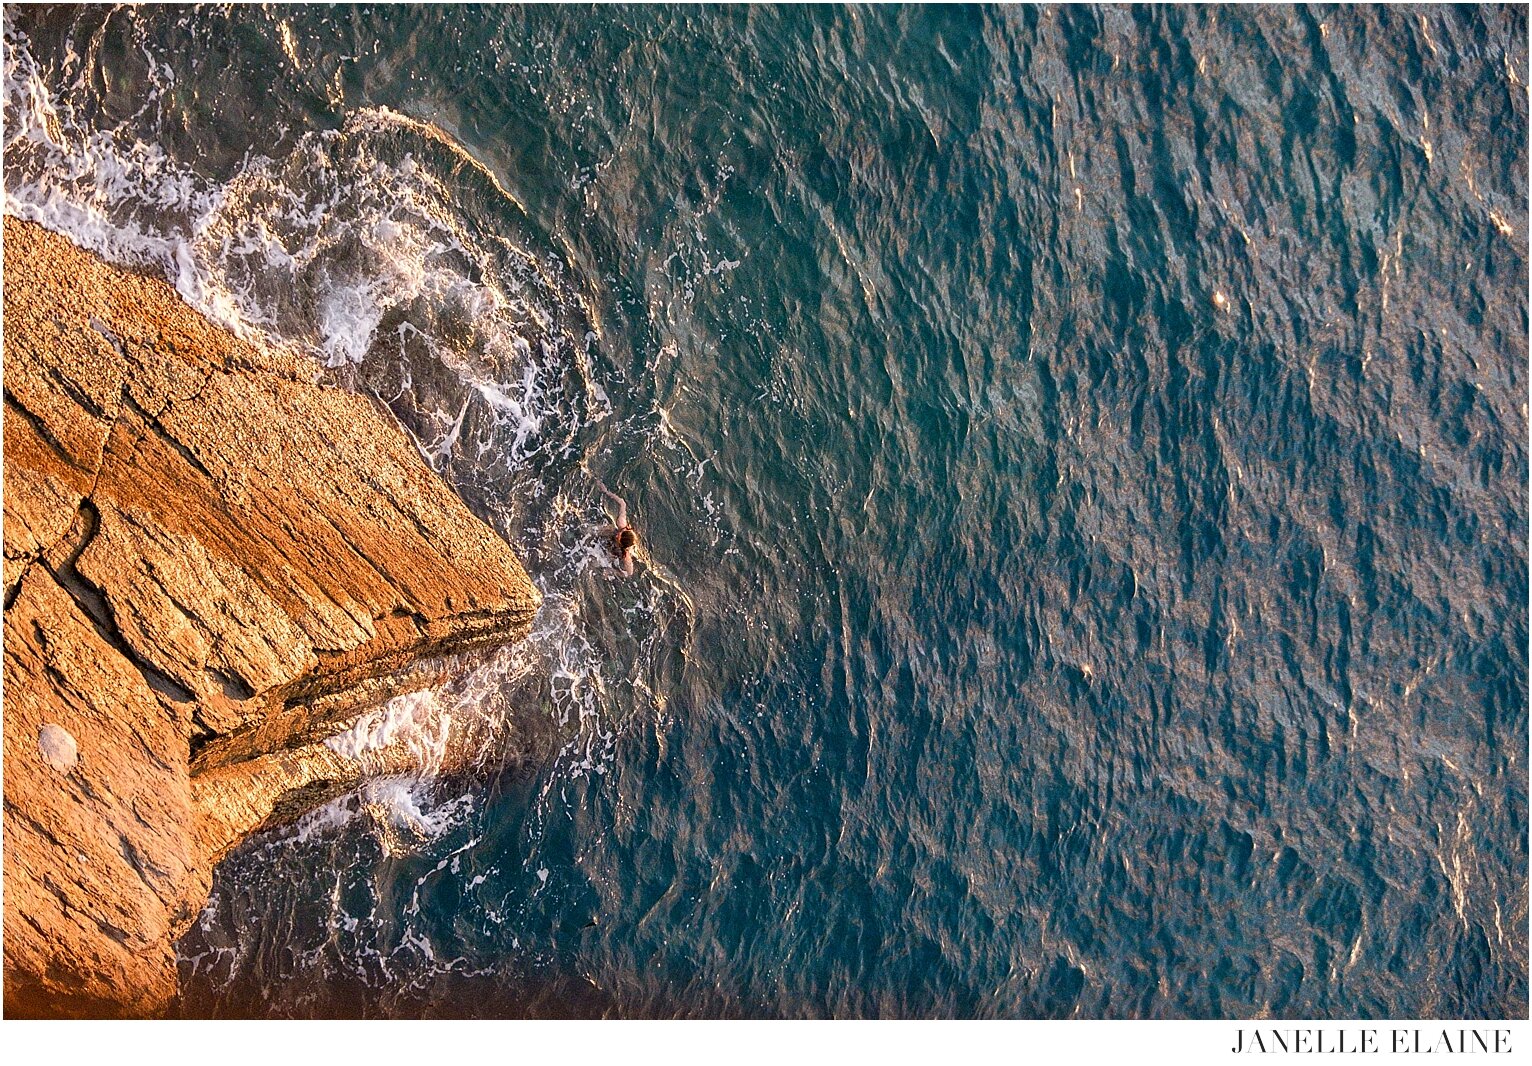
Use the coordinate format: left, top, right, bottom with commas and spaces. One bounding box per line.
2, 217, 540, 1017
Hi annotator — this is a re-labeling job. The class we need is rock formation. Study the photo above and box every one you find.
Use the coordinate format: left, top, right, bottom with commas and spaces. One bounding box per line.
2, 217, 541, 1017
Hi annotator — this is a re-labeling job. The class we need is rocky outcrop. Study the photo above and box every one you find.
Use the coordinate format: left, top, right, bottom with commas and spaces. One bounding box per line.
2, 217, 541, 1017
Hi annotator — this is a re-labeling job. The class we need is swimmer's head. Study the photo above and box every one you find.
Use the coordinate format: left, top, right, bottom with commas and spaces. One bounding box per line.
615, 527, 637, 552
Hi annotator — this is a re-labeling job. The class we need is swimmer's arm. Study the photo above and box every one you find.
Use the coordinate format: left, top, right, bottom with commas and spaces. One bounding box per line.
597, 481, 627, 527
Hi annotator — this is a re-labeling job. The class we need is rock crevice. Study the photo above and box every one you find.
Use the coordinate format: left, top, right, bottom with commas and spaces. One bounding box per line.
2, 217, 541, 1017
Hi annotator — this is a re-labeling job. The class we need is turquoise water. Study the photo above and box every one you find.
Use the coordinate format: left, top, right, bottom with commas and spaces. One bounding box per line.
4, 4, 1527, 1018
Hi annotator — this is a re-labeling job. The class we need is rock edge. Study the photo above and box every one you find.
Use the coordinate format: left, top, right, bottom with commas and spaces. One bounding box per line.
2, 217, 541, 1017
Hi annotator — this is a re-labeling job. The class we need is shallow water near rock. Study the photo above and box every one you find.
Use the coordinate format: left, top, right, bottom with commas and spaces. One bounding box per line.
3, 5, 1526, 1018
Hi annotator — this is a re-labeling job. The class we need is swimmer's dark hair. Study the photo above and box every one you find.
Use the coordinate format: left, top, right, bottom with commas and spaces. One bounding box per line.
615, 527, 637, 552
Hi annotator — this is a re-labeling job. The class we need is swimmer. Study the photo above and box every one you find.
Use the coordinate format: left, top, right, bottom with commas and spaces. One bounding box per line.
598, 482, 638, 577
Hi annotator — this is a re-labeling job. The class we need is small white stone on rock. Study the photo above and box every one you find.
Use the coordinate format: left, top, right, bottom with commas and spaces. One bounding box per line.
38, 723, 78, 774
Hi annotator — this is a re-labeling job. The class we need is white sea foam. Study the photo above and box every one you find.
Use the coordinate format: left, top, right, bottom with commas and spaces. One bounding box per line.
325, 689, 451, 768
4, 13, 607, 474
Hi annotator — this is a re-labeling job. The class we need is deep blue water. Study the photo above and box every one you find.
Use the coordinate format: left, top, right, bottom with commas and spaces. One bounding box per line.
3, 4, 1527, 1018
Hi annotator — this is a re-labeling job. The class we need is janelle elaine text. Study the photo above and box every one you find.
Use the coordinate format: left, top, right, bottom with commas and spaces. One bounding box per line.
1232, 1029, 1514, 1055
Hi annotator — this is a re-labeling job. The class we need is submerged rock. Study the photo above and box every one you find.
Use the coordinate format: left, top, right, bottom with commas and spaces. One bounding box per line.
1, 217, 540, 1017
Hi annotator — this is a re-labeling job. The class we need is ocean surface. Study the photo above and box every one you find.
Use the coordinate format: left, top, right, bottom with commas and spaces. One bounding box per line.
3, 4, 1527, 1019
